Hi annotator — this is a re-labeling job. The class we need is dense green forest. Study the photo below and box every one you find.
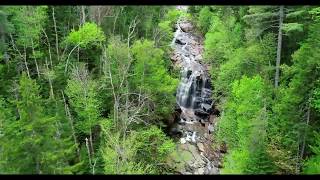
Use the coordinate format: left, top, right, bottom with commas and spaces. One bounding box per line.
0, 5, 320, 174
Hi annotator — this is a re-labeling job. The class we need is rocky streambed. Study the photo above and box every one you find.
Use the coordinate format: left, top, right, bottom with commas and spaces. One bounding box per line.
166, 18, 224, 175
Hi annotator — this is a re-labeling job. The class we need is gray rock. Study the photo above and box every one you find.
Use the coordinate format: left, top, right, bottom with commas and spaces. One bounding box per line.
180, 138, 187, 144
179, 22, 193, 32
204, 133, 209, 139
197, 143, 205, 152
184, 144, 205, 169
195, 54, 203, 61
208, 123, 214, 134
212, 160, 219, 168
194, 168, 205, 174
190, 159, 206, 169
171, 18, 220, 175
209, 167, 219, 174
202, 103, 212, 112
185, 164, 193, 172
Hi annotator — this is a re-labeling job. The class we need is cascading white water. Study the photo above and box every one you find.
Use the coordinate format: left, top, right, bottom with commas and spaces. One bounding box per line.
169, 14, 221, 175
173, 20, 213, 122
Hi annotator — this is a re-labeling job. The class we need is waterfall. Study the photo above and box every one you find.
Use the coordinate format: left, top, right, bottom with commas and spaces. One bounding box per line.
173, 21, 213, 122
168, 16, 221, 175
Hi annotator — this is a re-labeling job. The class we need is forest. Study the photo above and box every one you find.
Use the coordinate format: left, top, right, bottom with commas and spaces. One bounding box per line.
0, 5, 320, 174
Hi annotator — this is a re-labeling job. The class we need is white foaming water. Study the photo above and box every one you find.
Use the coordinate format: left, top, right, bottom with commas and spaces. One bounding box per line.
172, 21, 213, 121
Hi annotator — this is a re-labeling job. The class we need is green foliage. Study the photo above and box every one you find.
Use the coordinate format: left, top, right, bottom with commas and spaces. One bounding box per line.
101, 120, 172, 174
217, 32, 275, 90
65, 22, 106, 48
196, 5, 320, 174
197, 6, 212, 34
309, 7, 320, 21
131, 40, 178, 119
0, 7, 12, 54
164, 8, 190, 25
134, 126, 175, 167
100, 36, 130, 112
100, 6, 167, 40
204, 14, 242, 65
222, 149, 249, 174
104, 36, 130, 90
313, 87, 320, 112
303, 132, 320, 174
0, 97, 15, 173
158, 20, 173, 44
0, 5, 181, 174
218, 76, 274, 174
0, 73, 75, 174
7, 6, 48, 47
1, 5, 320, 175
242, 6, 278, 39
270, 22, 320, 174
165, 9, 182, 23
101, 129, 153, 174
204, 15, 231, 63
282, 23, 304, 35
157, 8, 190, 50
65, 64, 101, 134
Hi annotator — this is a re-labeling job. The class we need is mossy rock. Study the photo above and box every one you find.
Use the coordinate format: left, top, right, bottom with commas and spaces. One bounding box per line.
166, 145, 194, 172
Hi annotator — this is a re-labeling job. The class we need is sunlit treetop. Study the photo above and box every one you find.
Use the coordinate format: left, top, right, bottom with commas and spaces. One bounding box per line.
65, 22, 106, 48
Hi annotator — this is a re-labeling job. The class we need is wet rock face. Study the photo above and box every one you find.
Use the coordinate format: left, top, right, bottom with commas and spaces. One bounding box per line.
168, 16, 222, 175
173, 21, 213, 121
168, 20, 220, 174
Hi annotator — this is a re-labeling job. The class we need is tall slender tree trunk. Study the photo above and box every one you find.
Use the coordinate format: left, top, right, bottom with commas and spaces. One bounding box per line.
23, 44, 30, 78
64, 43, 80, 75
52, 7, 60, 63
45, 57, 54, 98
42, 29, 53, 68
97, 7, 101, 26
113, 7, 122, 34
275, 6, 284, 88
31, 39, 40, 79
298, 104, 310, 172
85, 137, 95, 174
81, 6, 86, 25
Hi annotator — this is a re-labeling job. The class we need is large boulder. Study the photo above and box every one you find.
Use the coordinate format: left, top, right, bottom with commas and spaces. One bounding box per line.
194, 109, 210, 120
175, 38, 186, 45
179, 22, 193, 32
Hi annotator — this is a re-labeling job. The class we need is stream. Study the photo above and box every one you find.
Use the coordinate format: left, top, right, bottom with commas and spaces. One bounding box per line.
167, 9, 223, 174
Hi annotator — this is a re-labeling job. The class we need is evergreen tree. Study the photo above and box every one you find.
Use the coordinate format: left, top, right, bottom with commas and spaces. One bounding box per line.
0, 73, 75, 174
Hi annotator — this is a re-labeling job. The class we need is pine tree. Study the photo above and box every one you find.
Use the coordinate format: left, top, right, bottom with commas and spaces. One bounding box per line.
218, 76, 274, 174
0, 73, 75, 174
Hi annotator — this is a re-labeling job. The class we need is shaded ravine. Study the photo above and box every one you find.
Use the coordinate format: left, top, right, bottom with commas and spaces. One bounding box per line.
167, 13, 223, 174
